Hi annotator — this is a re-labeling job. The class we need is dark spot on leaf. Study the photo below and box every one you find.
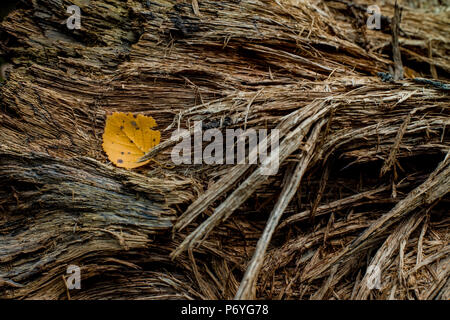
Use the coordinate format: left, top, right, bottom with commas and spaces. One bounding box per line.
117, 159, 123, 164
131, 121, 137, 127
136, 127, 140, 130
133, 114, 137, 118
121, 152, 124, 155
120, 126, 124, 130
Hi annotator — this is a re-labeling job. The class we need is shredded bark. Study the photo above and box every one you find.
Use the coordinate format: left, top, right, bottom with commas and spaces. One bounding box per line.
0, 0, 448, 300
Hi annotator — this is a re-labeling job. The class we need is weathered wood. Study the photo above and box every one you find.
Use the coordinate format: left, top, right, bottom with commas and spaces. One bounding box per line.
0, 0, 448, 300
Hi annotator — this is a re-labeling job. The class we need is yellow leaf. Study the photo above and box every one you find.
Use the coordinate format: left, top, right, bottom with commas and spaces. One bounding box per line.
102, 112, 160, 169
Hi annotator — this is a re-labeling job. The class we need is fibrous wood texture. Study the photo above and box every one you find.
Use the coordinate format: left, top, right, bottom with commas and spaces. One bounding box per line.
0, 0, 449, 299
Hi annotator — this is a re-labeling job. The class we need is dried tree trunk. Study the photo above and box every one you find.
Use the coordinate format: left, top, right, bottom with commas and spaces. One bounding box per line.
0, 0, 449, 300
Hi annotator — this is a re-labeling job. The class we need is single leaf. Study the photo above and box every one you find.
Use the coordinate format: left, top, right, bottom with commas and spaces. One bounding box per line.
102, 112, 160, 169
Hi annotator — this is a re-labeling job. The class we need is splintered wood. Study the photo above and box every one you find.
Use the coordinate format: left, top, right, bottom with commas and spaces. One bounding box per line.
0, 0, 448, 300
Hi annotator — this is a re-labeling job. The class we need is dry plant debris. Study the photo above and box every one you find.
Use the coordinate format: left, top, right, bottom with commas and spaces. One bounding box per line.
0, 0, 448, 300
